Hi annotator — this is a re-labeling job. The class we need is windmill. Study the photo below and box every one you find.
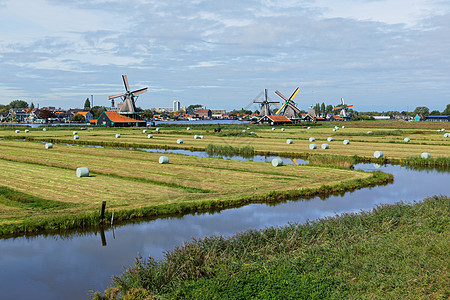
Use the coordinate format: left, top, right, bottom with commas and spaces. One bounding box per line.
274, 87, 302, 119
253, 89, 280, 116
334, 98, 353, 119
109, 75, 148, 113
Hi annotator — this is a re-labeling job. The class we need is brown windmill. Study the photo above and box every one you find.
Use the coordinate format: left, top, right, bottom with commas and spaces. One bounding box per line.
253, 89, 280, 116
109, 75, 148, 113
274, 87, 302, 119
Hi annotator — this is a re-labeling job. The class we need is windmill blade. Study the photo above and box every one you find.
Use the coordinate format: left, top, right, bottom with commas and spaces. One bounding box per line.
253, 100, 265, 103
131, 87, 148, 96
287, 103, 301, 113
109, 93, 124, 100
275, 102, 287, 114
341, 98, 345, 105
346, 105, 353, 109
275, 90, 287, 101
122, 75, 130, 91
268, 101, 280, 105
289, 87, 300, 100
334, 106, 342, 110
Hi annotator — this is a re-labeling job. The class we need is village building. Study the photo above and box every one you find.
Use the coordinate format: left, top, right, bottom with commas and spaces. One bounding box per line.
97, 111, 146, 127
75, 111, 94, 121
258, 115, 292, 125
196, 109, 212, 119
425, 115, 450, 122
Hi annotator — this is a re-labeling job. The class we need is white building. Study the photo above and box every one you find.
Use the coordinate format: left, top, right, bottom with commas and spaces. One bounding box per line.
173, 100, 181, 112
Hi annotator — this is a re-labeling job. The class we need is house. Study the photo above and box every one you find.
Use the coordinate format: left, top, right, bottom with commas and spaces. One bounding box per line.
76, 111, 94, 121
414, 114, 422, 122
97, 111, 146, 127
196, 109, 212, 119
302, 114, 316, 122
258, 115, 292, 125
329, 115, 344, 121
425, 115, 450, 122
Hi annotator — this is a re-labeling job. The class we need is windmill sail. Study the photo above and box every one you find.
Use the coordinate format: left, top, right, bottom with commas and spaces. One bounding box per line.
109, 75, 148, 113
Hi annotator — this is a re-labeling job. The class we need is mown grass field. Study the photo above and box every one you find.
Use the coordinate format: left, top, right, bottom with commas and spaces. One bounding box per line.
0, 139, 385, 235
4, 120, 449, 160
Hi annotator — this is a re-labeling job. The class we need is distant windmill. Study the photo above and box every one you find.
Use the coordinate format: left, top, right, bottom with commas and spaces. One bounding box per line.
274, 87, 302, 119
334, 98, 353, 118
109, 75, 148, 113
253, 89, 280, 116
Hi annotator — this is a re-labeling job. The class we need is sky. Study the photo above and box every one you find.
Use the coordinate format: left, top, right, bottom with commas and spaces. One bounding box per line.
1, 0, 449, 112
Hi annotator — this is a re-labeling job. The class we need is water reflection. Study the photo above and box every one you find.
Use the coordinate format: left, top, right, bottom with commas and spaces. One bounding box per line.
0, 163, 448, 300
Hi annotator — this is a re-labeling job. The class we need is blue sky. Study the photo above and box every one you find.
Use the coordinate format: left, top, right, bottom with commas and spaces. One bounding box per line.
1, 0, 449, 112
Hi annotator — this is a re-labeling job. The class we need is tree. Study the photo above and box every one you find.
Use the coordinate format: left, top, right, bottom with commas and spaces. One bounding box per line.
186, 104, 203, 114
429, 110, 440, 116
91, 106, 105, 119
443, 104, 450, 115
71, 114, 86, 122
9, 100, 28, 109
142, 109, 154, 120
320, 103, 325, 115
30, 102, 35, 110
84, 98, 90, 109
38, 109, 54, 119
413, 106, 430, 117
325, 105, 333, 115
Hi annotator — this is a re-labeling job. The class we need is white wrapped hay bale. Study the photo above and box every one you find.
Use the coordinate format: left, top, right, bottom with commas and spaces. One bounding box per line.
367, 131, 372, 134
250, 132, 255, 135
441, 128, 445, 131
147, 134, 153, 138
343, 139, 350, 145
321, 143, 329, 149
309, 137, 315, 142
143, 129, 147, 133
334, 126, 339, 130
177, 139, 183, 144
186, 127, 191, 130
194, 135, 204, 139
332, 128, 336, 132
272, 128, 276, 131
156, 128, 160, 132
309, 143, 317, 149
115, 134, 121, 138
307, 127, 311, 130
247, 127, 250, 130
271, 157, 283, 167
159, 156, 169, 164
374, 151, 383, 158
286, 139, 293, 144
404, 137, 410, 142
73, 131, 78, 135
444, 133, 450, 138
43, 128, 47, 131
73, 135, 79, 140
45, 143, 53, 149
76, 167, 89, 178
342, 126, 345, 129
24, 129, 29, 133
327, 137, 333, 142
242, 130, 246, 133
281, 128, 285, 131
15, 130, 20, 133
421, 152, 431, 159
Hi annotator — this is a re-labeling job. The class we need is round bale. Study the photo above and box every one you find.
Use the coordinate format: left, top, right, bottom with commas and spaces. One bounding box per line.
332, 128, 336, 132
367, 131, 372, 134
247, 127, 250, 130
24, 129, 29, 133
286, 139, 293, 144
73, 131, 78, 135
309, 137, 315, 142
45, 143, 53, 149
281, 128, 285, 131
143, 129, 147, 133
327, 137, 333, 142
15, 130, 20, 133
76, 167, 89, 178
272, 128, 276, 131
115, 134, 121, 138
309, 143, 317, 149
242, 130, 246, 133
43, 128, 47, 131
271, 157, 283, 167
444, 133, 450, 138
307, 127, 311, 129
147, 134, 153, 138
374, 151, 383, 158
421, 152, 431, 159
177, 139, 183, 144
321, 143, 329, 149
404, 137, 410, 142
250, 132, 255, 135
343, 139, 350, 145
187, 127, 190, 130
159, 156, 169, 164
342, 126, 345, 129
73, 135, 79, 140
156, 128, 160, 132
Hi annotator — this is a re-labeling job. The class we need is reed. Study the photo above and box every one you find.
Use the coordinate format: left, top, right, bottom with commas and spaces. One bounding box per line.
308, 154, 355, 168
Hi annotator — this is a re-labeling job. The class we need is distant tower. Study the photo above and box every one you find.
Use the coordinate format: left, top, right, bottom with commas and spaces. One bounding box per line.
173, 100, 181, 112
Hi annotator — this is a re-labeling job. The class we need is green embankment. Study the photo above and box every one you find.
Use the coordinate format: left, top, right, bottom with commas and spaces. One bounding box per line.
94, 196, 449, 299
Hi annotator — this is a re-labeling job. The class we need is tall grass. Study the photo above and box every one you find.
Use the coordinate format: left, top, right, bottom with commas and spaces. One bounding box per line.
205, 144, 255, 155
308, 154, 355, 168
94, 195, 449, 299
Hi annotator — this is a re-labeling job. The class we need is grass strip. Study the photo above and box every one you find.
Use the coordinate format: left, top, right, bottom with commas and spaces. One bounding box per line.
93, 195, 449, 299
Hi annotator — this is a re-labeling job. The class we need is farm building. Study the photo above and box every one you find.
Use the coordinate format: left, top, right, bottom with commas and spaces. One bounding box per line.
75, 111, 94, 121
97, 111, 146, 127
258, 115, 292, 125
425, 115, 450, 122
196, 109, 212, 119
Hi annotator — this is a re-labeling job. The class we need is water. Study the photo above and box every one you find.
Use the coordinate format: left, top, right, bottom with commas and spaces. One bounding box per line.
0, 159, 448, 299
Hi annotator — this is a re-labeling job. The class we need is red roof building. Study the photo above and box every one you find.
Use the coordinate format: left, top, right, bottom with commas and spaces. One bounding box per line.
258, 115, 292, 125
97, 111, 146, 127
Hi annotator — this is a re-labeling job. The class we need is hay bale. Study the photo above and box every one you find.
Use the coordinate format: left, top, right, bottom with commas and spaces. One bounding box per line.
327, 137, 333, 142
73, 131, 78, 135
143, 129, 147, 133
374, 151, 383, 158
73, 135, 79, 140
45, 143, 53, 149
24, 129, 29, 133
309, 137, 315, 142
43, 128, 47, 131
147, 134, 153, 138
441, 128, 445, 131
421, 152, 431, 159
309, 143, 317, 149
367, 131, 372, 134
321, 143, 329, 149
404, 137, 410, 142
272, 127, 276, 130
307, 126, 311, 129
281, 128, 285, 131
332, 128, 336, 132
250, 132, 255, 135
342, 126, 345, 129
242, 129, 246, 133
247, 127, 250, 130
334, 126, 339, 130
444, 133, 450, 138
177, 139, 183, 144
286, 139, 293, 144
187, 127, 191, 130
271, 157, 283, 167
194, 135, 204, 139
15, 130, 20, 133
343, 139, 350, 145
159, 156, 169, 164
115, 134, 121, 138
76, 167, 89, 178
156, 128, 160, 132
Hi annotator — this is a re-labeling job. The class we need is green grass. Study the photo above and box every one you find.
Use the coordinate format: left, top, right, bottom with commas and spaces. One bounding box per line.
307, 154, 355, 168
94, 195, 450, 299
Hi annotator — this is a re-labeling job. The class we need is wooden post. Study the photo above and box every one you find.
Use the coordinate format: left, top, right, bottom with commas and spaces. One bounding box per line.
100, 201, 106, 223
111, 209, 115, 226
100, 226, 107, 246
